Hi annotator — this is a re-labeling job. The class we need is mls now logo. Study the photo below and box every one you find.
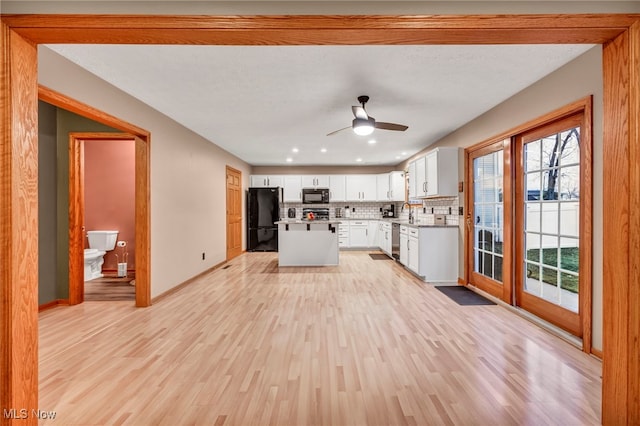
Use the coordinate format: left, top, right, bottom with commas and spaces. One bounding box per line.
3, 409, 57, 420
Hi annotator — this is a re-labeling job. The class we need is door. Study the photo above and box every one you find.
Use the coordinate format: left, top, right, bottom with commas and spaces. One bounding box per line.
226, 166, 242, 260
514, 113, 589, 337
466, 139, 512, 302
68, 132, 150, 307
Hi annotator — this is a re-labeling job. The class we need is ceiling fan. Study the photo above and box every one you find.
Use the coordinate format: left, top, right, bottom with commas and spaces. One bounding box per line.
327, 95, 409, 136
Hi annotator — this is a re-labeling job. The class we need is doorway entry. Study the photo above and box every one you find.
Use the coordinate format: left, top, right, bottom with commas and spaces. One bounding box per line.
69, 133, 150, 306
70, 133, 137, 302
226, 166, 243, 260
465, 97, 592, 351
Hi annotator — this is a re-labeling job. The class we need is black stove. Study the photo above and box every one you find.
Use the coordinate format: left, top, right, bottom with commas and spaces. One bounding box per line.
302, 208, 330, 221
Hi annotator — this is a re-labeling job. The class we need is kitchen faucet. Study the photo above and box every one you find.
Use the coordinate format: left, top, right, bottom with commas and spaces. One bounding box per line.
401, 202, 415, 224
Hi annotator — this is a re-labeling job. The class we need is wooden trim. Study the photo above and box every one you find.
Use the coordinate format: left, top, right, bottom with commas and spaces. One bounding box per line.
38, 299, 69, 312
602, 22, 640, 425
39, 85, 149, 139
513, 109, 591, 339
0, 11, 638, 426
151, 260, 228, 305
591, 347, 603, 360
67, 132, 151, 308
457, 277, 465, 285
68, 133, 85, 305
464, 138, 512, 303
0, 23, 39, 426
579, 98, 594, 354
2, 14, 638, 45
134, 135, 151, 307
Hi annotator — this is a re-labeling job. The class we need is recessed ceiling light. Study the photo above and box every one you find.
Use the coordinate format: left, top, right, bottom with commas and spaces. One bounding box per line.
292, 148, 299, 153
320, 148, 327, 153
401, 152, 407, 156
368, 139, 376, 145
356, 158, 363, 162
286, 157, 293, 162
395, 156, 401, 159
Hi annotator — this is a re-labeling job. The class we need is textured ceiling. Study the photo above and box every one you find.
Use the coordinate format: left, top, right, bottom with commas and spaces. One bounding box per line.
46, 44, 594, 166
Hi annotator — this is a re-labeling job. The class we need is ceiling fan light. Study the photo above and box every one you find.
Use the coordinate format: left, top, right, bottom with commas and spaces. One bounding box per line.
352, 118, 375, 136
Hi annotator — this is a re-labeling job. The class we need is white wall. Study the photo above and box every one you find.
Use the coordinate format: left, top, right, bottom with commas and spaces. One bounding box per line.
402, 46, 604, 350
38, 47, 252, 298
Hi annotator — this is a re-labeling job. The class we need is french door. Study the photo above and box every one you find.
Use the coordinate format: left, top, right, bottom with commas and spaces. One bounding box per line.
465, 99, 592, 344
466, 139, 512, 303
514, 112, 591, 337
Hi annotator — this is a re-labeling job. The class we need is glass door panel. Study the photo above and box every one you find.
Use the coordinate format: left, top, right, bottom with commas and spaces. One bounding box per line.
467, 141, 511, 302
515, 114, 583, 336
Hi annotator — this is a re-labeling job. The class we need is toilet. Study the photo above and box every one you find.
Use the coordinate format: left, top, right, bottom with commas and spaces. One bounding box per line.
84, 230, 118, 281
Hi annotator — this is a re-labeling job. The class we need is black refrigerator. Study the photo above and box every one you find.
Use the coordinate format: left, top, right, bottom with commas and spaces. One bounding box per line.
247, 187, 281, 252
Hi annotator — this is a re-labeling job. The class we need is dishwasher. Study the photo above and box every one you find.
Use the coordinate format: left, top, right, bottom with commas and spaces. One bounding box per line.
391, 223, 400, 260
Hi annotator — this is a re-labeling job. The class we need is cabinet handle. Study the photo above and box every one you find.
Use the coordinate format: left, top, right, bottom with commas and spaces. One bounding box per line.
423, 182, 426, 193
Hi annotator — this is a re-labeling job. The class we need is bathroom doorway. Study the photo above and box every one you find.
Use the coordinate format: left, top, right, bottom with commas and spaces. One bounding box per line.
68, 132, 149, 306
80, 134, 136, 301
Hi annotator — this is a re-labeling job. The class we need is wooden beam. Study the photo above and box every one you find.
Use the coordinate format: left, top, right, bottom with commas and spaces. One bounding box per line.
2, 14, 637, 45
602, 21, 640, 425
0, 23, 39, 426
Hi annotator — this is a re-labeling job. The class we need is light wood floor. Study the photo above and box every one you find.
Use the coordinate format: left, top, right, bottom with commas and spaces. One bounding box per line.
39, 252, 601, 425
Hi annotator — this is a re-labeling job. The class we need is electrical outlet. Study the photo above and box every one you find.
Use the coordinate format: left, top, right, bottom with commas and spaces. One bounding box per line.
202, 252, 205, 260
459, 206, 464, 216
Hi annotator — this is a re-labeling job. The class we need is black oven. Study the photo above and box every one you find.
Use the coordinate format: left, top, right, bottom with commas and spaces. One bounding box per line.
302, 188, 330, 204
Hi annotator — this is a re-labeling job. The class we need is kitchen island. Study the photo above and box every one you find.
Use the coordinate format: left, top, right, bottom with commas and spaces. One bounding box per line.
275, 220, 341, 266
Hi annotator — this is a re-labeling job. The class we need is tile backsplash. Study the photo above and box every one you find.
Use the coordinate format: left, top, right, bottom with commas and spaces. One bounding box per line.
397, 197, 461, 226
281, 197, 461, 226
281, 202, 395, 220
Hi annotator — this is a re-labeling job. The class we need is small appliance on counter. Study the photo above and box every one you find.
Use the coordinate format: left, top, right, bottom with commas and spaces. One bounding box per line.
335, 207, 343, 218
344, 206, 350, 218
302, 208, 330, 221
382, 204, 395, 218
434, 214, 446, 225
288, 208, 296, 218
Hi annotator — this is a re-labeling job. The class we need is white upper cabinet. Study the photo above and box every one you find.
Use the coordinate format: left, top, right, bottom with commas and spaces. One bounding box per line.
408, 161, 417, 199
282, 175, 302, 202
408, 147, 458, 198
301, 175, 330, 188
345, 175, 377, 201
414, 156, 427, 197
376, 171, 406, 201
328, 175, 346, 202
388, 171, 405, 201
425, 147, 459, 197
250, 175, 283, 188
376, 174, 390, 201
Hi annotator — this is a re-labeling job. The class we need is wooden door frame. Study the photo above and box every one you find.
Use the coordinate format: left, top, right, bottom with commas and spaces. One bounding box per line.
464, 137, 513, 304
513, 108, 592, 340
1, 13, 639, 425
225, 165, 243, 261
68, 132, 143, 305
40, 86, 151, 309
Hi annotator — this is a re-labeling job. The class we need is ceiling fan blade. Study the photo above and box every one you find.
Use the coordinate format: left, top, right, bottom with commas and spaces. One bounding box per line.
352, 106, 368, 120
375, 122, 408, 131
326, 126, 352, 136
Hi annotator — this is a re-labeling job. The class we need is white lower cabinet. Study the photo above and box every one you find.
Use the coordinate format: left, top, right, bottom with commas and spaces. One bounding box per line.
349, 221, 369, 247
407, 228, 420, 273
399, 226, 408, 266
338, 223, 349, 248
379, 222, 392, 257
400, 226, 458, 283
368, 221, 379, 247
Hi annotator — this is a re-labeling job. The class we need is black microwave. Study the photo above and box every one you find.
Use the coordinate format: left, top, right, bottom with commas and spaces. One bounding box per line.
302, 188, 330, 204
